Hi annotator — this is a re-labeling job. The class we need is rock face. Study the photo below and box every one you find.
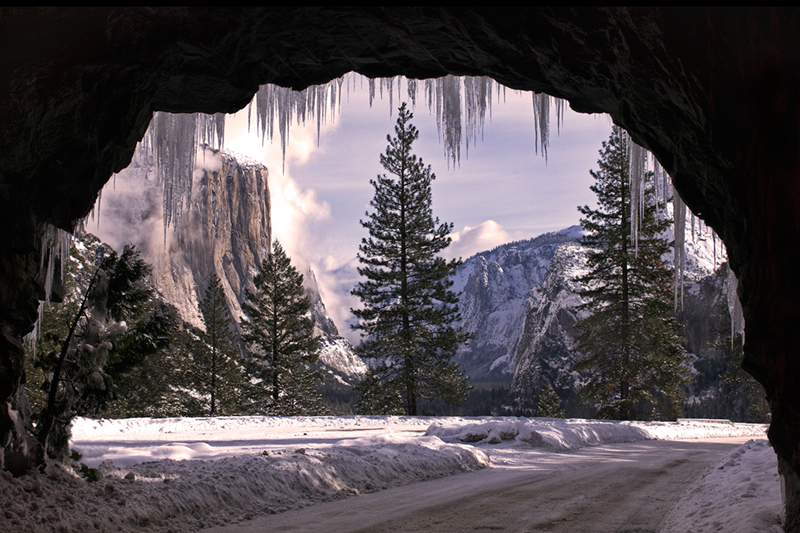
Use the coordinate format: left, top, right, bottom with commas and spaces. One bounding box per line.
4, 8, 800, 526
101, 147, 366, 385
508, 242, 589, 413
452, 227, 582, 381
102, 147, 270, 329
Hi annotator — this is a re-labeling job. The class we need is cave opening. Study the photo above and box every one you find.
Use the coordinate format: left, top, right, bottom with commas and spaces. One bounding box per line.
4, 7, 800, 530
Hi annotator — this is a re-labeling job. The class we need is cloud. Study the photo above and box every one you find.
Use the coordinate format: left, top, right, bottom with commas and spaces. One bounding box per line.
444, 220, 511, 261
310, 256, 363, 344
269, 170, 332, 272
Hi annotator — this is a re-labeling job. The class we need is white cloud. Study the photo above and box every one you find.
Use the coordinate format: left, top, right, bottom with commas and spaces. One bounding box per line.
269, 171, 332, 271
444, 220, 511, 261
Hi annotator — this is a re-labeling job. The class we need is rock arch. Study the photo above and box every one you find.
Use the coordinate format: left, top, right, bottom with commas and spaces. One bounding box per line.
2, 7, 799, 529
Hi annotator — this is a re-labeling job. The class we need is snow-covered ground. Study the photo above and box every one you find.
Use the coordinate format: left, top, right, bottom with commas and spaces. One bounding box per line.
661, 439, 783, 533
0, 416, 777, 532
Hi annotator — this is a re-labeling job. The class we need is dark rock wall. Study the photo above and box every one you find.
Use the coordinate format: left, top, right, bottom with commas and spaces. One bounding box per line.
3, 7, 800, 526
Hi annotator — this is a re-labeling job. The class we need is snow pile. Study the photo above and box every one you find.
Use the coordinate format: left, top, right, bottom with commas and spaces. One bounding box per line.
427, 418, 650, 451
426, 417, 767, 451
72, 416, 440, 467
640, 419, 767, 441
1, 431, 486, 533
73, 414, 435, 439
661, 439, 783, 533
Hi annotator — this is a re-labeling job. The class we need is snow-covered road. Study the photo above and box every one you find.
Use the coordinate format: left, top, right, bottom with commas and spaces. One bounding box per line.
0, 416, 778, 532
204, 438, 778, 533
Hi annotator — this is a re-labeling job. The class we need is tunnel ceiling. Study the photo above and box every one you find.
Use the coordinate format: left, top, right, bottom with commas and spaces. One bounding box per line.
2, 7, 790, 274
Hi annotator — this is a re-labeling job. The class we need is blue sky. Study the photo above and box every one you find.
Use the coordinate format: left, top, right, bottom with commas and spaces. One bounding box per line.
222, 75, 614, 336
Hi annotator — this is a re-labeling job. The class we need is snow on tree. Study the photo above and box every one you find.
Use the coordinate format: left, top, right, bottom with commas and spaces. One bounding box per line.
195, 274, 243, 416
573, 126, 688, 421
31, 239, 153, 463
241, 240, 325, 415
351, 102, 469, 416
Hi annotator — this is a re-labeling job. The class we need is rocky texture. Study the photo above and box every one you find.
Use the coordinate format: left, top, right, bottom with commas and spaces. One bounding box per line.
507, 221, 724, 415
2, 6, 800, 528
304, 270, 367, 386
508, 242, 589, 414
100, 148, 365, 385
452, 227, 582, 381
100, 147, 271, 330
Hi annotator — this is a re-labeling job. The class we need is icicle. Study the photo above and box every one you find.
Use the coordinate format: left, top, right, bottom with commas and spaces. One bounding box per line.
95, 188, 102, 229
554, 97, 565, 134
532, 93, 550, 161
713, 232, 717, 269
726, 264, 745, 348
653, 160, 664, 223
368, 78, 376, 107
422, 75, 464, 168
28, 224, 73, 355
673, 189, 686, 311
144, 112, 199, 239
407, 78, 417, 108
197, 112, 225, 152
627, 137, 648, 256
143, 74, 573, 235
383, 77, 394, 114
463, 76, 490, 159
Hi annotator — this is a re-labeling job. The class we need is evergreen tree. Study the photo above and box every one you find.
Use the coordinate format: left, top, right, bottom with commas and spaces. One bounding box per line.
351, 102, 469, 416
196, 274, 242, 415
241, 240, 325, 415
85, 298, 182, 418
104, 321, 204, 418
354, 368, 405, 415
536, 382, 565, 418
31, 239, 154, 462
573, 126, 688, 421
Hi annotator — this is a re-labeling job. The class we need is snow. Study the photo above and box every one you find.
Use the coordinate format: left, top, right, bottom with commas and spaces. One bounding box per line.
426, 417, 767, 451
0, 416, 777, 532
661, 439, 783, 533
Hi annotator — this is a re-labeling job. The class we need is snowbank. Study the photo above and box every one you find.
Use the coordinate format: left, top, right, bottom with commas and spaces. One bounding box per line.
72, 414, 435, 439
1, 430, 486, 533
426, 417, 767, 451
660, 439, 783, 532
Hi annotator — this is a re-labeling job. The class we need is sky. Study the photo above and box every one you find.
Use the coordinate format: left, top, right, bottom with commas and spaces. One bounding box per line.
95, 74, 615, 339
218, 75, 614, 336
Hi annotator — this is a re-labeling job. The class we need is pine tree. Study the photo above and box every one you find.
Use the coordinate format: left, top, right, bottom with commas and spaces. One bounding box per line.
573, 126, 688, 421
241, 240, 325, 415
354, 368, 405, 415
32, 239, 154, 462
351, 102, 469, 416
196, 274, 242, 415
536, 382, 565, 418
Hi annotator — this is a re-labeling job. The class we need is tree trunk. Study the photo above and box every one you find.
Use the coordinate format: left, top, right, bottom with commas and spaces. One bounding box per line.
620, 154, 630, 421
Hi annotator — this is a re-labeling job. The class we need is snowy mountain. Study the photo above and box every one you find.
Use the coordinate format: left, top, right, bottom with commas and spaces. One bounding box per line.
507, 241, 589, 413
452, 226, 583, 381
451, 216, 730, 414
506, 220, 729, 414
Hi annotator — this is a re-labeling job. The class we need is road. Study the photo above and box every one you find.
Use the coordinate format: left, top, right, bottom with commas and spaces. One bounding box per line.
204, 438, 751, 533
